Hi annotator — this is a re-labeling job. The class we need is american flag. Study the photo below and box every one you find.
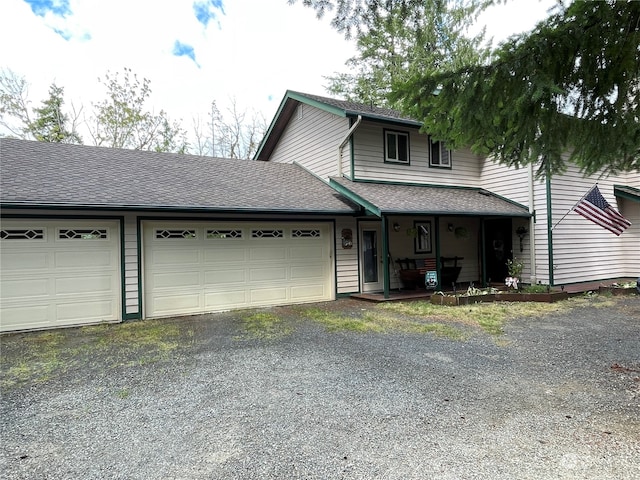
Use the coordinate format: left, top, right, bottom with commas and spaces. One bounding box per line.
573, 185, 631, 236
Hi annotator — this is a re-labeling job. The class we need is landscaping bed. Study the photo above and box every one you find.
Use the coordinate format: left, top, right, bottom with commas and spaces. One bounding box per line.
598, 284, 639, 296
431, 290, 569, 306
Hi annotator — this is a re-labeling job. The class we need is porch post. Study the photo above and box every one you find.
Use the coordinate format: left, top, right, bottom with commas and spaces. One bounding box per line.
434, 216, 442, 290
545, 160, 555, 286
382, 215, 390, 299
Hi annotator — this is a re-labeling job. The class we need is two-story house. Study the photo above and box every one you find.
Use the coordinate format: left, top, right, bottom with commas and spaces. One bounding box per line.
255, 91, 640, 298
1, 90, 638, 332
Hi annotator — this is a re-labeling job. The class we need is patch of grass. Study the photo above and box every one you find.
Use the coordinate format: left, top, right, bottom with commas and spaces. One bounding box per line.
0, 331, 66, 387
302, 307, 380, 332
83, 320, 181, 353
299, 307, 465, 339
521, 284, 551, 293
239, 311, 293, 340
568, 294, 617, 308
116, 388, 130, 399
380, 300, 571, 336
1, 320, 187, 389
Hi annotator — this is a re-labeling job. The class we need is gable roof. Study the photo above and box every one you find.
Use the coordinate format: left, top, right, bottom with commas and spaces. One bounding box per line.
329, 177, 531, 217
0, 138, 359, 214
254, 90, 422, 161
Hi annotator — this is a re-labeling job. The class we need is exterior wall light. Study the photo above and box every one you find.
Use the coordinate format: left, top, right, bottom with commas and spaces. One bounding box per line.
341, 228, 353, 249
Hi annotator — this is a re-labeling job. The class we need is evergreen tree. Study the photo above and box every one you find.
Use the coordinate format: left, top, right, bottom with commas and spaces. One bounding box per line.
391, 0, 640, 176
29, 84, 82, 143
303, 0, 489, 108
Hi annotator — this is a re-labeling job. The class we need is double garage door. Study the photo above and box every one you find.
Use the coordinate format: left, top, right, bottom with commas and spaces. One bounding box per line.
143, 221, 334, 318
0, 219, 334, 331
0, 219, 121, 332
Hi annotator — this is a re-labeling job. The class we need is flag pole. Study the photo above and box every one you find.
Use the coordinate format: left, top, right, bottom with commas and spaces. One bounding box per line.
551, 183, 597, 231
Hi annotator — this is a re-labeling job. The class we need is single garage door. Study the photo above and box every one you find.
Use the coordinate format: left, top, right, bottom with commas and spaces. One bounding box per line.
143, 221, 334, 318
0, 219, 121, 332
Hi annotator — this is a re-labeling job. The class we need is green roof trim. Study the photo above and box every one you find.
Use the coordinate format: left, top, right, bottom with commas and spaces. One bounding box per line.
328, 179, 382, 217
286, 91, 349, 118
329, 176, 531, 217
254, 90, 423, 161
614, 184, 640, 203
0, 203, 359, 216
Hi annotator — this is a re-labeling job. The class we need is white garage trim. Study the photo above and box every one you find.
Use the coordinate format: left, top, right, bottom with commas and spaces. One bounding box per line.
142, 221, 334, 318
0, 219, 122, 332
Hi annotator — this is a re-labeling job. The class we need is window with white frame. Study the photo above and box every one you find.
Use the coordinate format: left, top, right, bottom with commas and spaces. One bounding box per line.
429, 138, 451, 168
384, 130, 410, 164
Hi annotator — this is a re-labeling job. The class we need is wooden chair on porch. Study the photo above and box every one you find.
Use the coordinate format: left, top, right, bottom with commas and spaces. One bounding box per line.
396, 258, 437, 290
440, 256, 463, 289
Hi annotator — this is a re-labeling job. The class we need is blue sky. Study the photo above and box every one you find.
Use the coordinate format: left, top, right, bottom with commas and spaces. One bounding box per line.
1, 0, 555, 135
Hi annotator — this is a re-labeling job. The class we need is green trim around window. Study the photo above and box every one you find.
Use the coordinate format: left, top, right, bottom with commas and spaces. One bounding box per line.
383, 128, 410, 165
428, 138, 452, 170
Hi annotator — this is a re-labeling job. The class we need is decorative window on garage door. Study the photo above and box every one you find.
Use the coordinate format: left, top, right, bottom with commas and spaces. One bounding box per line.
1, 228, 45, 240
155, 229, 197, 239
291, 229, 321, 238
207, 229, 243, 239
59, 228, 108, 239
251, 229, 283, 238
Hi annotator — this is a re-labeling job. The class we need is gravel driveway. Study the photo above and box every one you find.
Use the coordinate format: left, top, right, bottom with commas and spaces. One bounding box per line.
1, 295, 639, 479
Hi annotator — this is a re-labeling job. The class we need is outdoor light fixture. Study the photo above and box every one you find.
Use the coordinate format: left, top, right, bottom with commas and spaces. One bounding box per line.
393, 222, 401, 232
341, 228, 353, 249
516, 226, 528, 252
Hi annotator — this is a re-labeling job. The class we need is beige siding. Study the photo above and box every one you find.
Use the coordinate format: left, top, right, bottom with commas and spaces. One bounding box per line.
123, 214, 139, 315
479, 158, 639, 286
540, 167, 638, 285
387, 216, 481, 287
480, 159, 536, 282
438, 217, 481, 284
352, 121, 482, 185
480, 157, 531, 205
388, 217, 420, 289
335, 217, 359, 294
270, 104, 349, 180
620, 198, 640, 277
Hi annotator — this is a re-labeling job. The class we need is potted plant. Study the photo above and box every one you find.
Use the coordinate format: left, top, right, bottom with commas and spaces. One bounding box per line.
505, 257, 524, 290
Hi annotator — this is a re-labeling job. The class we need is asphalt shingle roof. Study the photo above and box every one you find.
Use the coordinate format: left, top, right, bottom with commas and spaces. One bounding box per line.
0, 138, 359, 214
289, 91, 421, 126
255, 90, 421, 161
330, 177, 531, 217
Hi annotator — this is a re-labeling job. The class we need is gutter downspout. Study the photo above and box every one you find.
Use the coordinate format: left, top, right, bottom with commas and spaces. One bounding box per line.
337, 115, 362, 178
528, 163, 537, 284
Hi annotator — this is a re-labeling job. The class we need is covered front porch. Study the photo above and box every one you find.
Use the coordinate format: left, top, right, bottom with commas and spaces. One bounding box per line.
330, 177, 533, 299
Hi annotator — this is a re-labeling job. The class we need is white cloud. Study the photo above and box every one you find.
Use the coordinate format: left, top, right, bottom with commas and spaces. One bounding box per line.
1, 0, 555, 139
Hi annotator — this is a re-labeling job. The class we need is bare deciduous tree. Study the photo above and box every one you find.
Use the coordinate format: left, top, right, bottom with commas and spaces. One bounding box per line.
0, 68, 33, 138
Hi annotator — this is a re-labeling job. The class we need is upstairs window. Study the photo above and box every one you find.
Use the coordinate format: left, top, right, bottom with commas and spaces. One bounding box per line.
429, 138, 451, 168
384, 130, 410, 164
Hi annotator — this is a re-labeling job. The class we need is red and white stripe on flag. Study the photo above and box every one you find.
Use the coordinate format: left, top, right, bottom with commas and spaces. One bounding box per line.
573, 186, 631, 236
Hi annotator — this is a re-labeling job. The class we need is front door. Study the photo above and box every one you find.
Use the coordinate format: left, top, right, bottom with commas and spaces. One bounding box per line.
360, 223, 383, 292
484, 218, 513, 284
